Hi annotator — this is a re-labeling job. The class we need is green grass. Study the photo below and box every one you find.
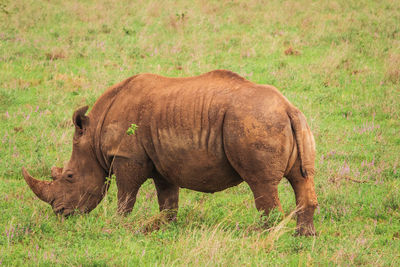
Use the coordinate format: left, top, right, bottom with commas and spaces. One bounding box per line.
1, 0, 400, 265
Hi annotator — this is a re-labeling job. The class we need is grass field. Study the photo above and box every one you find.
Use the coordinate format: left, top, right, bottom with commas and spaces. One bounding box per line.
1, 0, 400, 265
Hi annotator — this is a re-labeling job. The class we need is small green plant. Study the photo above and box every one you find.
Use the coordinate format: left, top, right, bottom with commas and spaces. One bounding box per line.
126, 123, 138, 135
105, 174, 116, 187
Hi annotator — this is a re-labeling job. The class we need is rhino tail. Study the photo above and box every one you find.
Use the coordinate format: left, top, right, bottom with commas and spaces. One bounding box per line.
287, 108, 316, 178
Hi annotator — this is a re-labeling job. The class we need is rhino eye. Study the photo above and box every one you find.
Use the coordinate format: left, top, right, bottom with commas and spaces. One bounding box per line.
66, 173, 73, 179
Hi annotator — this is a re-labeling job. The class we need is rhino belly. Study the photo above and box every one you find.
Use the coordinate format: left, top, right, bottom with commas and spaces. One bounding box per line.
153, 149, 243, 193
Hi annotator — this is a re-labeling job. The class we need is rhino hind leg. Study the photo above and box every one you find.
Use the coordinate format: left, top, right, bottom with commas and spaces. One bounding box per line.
153, 173, 179, 222
240, 171, 284, 225
222, 113, 292, 229
223, 136, 286, 224
285, 157, 318, 236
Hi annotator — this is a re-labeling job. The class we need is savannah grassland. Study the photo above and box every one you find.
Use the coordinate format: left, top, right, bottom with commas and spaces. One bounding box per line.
1, 0, 400, 265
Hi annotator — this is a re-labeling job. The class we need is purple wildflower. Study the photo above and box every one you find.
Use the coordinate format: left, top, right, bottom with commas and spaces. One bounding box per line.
339, 161, 350, 176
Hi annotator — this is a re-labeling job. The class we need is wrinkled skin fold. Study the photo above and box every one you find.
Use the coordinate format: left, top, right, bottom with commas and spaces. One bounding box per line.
23, 70, 318, 236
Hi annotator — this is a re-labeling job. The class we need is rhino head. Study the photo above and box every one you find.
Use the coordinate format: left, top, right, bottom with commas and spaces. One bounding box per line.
22, 106, 108, 216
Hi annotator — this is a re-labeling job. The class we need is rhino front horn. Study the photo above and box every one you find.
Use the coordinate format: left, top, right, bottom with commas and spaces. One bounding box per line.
22, 167, 53, 203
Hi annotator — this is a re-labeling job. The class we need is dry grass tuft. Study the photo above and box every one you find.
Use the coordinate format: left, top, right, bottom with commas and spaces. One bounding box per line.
165, 223, 238, 265
53, 73, 87, 90
140, 210, 176, 233
284, 46, 301, 56
167, 12, 187, 30
254, 208, 298, 252
45, 49, 66, 60
385, 53, 400, 84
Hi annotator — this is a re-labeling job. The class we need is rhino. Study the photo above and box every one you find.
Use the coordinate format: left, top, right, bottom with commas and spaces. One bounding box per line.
22, 70, 318, 235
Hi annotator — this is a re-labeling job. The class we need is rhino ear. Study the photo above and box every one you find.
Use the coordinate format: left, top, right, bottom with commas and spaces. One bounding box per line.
72, 106, 89, 132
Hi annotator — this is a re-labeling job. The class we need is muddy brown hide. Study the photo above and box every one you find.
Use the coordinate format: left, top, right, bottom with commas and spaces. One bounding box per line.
23, 70, 318, 235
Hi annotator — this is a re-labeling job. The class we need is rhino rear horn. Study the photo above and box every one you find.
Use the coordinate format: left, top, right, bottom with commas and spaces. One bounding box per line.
50, 166, 63, 180
22, 167, 53, 203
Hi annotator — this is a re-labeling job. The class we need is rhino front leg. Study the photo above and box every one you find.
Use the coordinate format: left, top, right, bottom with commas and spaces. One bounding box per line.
153, 173, 179, 222
114, 158, 151, 214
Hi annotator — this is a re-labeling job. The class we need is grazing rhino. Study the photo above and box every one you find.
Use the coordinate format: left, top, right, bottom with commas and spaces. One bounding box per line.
22, 70, 318, 235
